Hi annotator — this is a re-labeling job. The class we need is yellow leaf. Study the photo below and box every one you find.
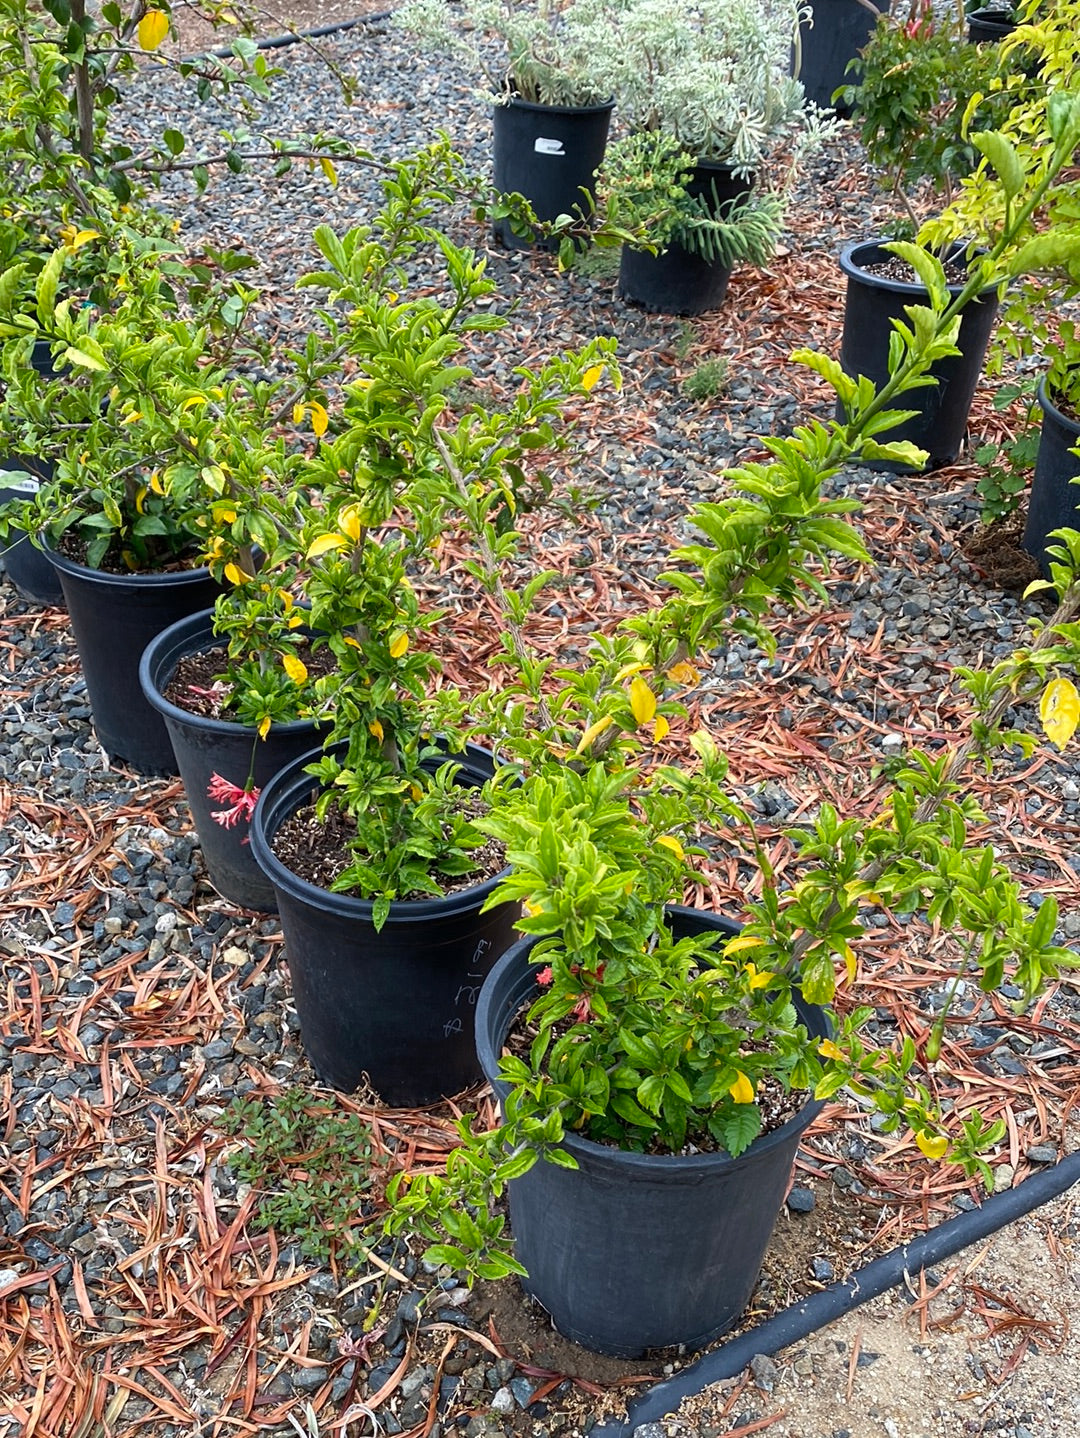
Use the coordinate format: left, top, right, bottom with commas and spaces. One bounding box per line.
282, 654, 308, 684
817, 1038, 846, 1062
409, 783, 423, 801
723, 933, 765, 955
181, 394, 208, 412
224, 563, 246, 586
287, 613, 304, 629
915, 1129, 949, 1160
213, 505, 237, 524
137, 9, 169, 49
134, 486, 147, 515
309, 400, 329, 437
745, 963, 773, 989
574, 714, 614, 755
655, 834, 684, 861
615, 661, 647, 681
343, 635, 361, 649
1039, 676, 1079, 749
338, 503, 363, 543
369, 720, 384, 742
306, 532, 347, 559
653, 713, 669, 743
839, 941, 856, 983
258, 715, 271, 740
388, 632, 409, 659
729, 1071, 755, 1105
320, 156, 338, 187
279, 590, 294, 611
628, 675, 656, 725
121, 410, 142, 425
292, 402, 305, 424
666, 660, 701, 686
61, 227, 100, 253
581, 363, 604, 392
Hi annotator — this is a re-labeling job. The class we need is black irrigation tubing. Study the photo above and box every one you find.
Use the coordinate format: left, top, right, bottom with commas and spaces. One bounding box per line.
199, 11, 391, 60
591, 1150, 1080, 1437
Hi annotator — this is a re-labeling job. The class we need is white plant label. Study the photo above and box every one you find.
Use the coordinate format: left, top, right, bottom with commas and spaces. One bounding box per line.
0, 472, 39, 494
534, 138, 564, 155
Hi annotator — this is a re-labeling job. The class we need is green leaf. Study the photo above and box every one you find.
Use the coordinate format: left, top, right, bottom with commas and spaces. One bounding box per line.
62, 344, 106, 372
885, 242, 949, 305
35, 249, 63, 329
971, 131, 1023, 201
163, 128, 185, 156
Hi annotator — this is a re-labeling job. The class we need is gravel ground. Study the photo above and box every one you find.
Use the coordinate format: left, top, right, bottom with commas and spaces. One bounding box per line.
2, 12, 1080, 1438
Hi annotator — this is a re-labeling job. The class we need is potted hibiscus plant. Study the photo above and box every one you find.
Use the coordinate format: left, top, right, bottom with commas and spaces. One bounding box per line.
0, 226, 279, 773
378, 97, 1080, 1357
917, 0, 1080, 568
835, 0, 1026, 471
393, 0, 619, 248
207, 149, 621, 1107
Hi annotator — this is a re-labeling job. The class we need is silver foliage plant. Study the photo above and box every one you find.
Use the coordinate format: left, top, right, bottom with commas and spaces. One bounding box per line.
391, 0, 617, 106
575, 0, 827, 172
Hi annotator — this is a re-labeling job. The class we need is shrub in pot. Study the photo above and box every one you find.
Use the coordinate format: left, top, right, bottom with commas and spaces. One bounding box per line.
834, 3, 1023, 470
0, 237, 262, 772
211, 150, 624, 1103
393, 0, 617, 249
378, 106, 1080, 1354
581, 0, 835, 314
922, 0, 1080, 524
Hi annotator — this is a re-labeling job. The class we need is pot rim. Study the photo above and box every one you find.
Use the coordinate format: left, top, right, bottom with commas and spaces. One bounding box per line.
1037, 375, 1080, 435
139, 606, 323, 739
249, 738, 513, 924
476, 907, 828, 1178
41, 531, 212, 589
838, 238, 998, 299
496, 92, 615, 117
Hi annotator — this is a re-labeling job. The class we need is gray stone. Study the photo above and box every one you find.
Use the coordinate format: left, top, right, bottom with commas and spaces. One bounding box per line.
292, 1366, 329, 1393
1026, 1144, 1057, 1165
786, 1185, 815, 1214
490, 1386, 515, 1415
750, 1353, 779, 1391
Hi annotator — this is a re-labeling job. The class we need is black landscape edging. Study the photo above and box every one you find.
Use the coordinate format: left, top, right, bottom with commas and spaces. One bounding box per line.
589, 1151, 1080, 1436
197, 11, 391, 60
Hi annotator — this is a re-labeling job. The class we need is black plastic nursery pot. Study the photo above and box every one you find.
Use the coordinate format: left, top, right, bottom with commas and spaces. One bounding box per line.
44, 538, 220, 775
838, 239, 1001, 472
791, 0, 880, 113
1022, 379, 1080, 578
0, 464, 65, 607
139, 609, 324, 910
475, 906, 829, 1358
967, 6, 1017, 41
618, 164, 755, 317
492, 95, 615, 252
248, 741, 520, 1106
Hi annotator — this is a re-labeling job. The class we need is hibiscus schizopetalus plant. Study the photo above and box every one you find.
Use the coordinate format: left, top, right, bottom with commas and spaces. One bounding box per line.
382, 93, 1080, 1281
2, 143, 619, 924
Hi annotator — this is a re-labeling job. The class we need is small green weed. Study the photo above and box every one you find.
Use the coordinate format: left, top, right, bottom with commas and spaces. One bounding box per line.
672, 321, 697, 362
568, 243, 622, 281
974, 379, 1040, 524
682, 357, 730, 402
219, 1088, 380, 1262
